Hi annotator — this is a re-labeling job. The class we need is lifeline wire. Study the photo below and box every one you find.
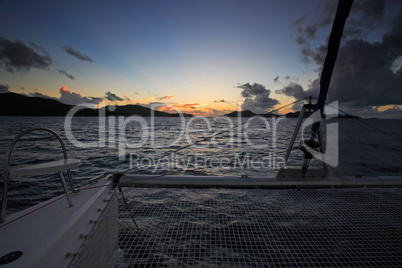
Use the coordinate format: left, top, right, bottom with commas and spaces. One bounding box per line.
120, 97, 310, 175
321, 99, 402, 142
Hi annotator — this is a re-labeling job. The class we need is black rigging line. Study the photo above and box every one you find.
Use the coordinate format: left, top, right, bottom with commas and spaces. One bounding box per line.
120, 97, 309, 174
112, 172, 140, 230
170, 97, 310, 155
320, 100, 402, 142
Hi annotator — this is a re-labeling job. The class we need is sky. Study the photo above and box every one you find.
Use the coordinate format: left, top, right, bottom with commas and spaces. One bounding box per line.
0, 0, 401, 118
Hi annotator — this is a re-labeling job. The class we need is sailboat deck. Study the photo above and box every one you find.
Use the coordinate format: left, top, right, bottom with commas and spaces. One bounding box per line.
115, 187, 401, 267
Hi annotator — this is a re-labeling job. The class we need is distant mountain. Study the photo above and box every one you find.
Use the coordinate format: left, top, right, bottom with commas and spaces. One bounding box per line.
113, 105, 193, 117
113, 105, 170, 117
1, 92, 360, 119
0, 92, 129, 116
0, 92, 75, 116
224, 110, 280, 117
337, 114, 361, 119
285, 111, 361, 119
169, 113, 194, 117
284, 111, 313, 118
224, 110, 257, 117
223, 109, 361, 119
0, 93, 193, 117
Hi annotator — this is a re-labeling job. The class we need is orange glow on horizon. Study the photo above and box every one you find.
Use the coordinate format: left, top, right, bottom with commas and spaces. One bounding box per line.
375, 104, 402, 112
276, 107, 294, 115
133, 97, 298, 117
159, 95, 174, 100
151, 102, 225, 116
156, 102, 205, 113
136, 97, 157, 103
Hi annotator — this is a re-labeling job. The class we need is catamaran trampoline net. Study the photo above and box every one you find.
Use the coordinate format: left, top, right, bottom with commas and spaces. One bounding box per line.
77, 187, 402, 267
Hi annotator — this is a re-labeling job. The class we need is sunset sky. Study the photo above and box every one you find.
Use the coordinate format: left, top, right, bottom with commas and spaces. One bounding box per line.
0, 0, 401, 118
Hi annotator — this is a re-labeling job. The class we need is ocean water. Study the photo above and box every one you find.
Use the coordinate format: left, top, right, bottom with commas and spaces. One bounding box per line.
0, 116, 401, 215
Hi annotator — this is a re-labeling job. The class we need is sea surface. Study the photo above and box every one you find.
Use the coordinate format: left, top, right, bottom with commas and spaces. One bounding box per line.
0, 116, 401, 215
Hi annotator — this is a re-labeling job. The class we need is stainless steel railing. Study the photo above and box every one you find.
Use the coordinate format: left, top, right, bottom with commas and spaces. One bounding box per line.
1, 128, 80, 222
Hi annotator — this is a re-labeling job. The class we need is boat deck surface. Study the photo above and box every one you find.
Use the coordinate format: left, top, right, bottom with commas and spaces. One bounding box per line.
77, 186, 402, 267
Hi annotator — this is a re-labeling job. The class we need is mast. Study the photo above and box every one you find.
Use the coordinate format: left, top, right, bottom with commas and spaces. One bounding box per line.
310, 0, 354, 139
296, 0, 354, 174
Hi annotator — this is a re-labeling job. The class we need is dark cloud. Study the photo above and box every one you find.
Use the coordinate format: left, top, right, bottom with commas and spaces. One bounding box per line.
204, 107, 226, 115
277, 28, 402, 108
292, 15, 307, 27
105, 91, 123, 101
382, 11, 402, 50
60, 86, 102, 105
89, 96, 104, 103
275, 82, 318, 111
293, 0, 392, 63
304, 10, 402, 107
273, 75, 292, 85
239, 83, 268, 97
237, 83, 279, 114
352, 0, 386, 19
0, 84, 10, 93
23, 88, 103, 105
293, 3, 334, 46
61, 46, 93, 62
58, 69, 75, 80
214, 99, 227, 103
29, 91, 58, 100
305, 17, 333, 39
0, 37, 52, 72
345, 0, 387, 38
276, 82, 309, 100
283, 0, 402, 117
29, 42, 49, 56
325, 36, 402, 107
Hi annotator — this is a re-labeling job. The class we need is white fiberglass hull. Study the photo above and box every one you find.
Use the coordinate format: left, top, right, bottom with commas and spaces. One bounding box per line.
0, 177, 114, 268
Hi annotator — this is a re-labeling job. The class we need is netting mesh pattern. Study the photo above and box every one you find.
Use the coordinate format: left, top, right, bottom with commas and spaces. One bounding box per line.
118, 187, 401, 267
70, 192, 119, 267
